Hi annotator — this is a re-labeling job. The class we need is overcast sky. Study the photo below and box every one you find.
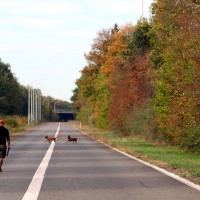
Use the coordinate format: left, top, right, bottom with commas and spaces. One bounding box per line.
0, 0, 153, 102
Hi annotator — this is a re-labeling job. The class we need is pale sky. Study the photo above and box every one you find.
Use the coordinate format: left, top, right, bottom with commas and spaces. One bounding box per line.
0, 0, 153, 102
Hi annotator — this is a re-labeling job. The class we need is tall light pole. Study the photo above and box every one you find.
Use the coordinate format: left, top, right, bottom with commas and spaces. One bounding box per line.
141, 0, 144, 21
38, 90, 42, 121
28, 81, 42, 125
35, 89, 42, 122
54, 102, 56, 111
28, 85, 31, 125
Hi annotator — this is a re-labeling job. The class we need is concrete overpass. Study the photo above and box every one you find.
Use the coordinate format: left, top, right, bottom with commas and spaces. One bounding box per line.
55, 109, 75, 122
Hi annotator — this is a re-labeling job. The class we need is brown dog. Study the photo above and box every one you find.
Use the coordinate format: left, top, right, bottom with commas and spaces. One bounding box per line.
67, 135, 78, 143
45, 135, 57, 143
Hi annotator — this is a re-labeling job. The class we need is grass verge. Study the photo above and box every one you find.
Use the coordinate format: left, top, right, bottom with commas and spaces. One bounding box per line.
70, 121, 200, 185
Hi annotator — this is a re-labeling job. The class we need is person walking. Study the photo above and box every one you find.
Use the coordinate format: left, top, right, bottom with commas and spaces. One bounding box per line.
0, 120, 10, 172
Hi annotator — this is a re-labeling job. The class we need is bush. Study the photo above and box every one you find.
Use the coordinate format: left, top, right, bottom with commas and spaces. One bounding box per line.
126, 102, 156, 140
182, 125, 200, 152
16, 116, 27, 125
5, 116, 19, 128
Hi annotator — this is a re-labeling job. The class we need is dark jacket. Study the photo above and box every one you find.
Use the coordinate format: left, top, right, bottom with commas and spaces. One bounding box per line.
0, 126, 10, 145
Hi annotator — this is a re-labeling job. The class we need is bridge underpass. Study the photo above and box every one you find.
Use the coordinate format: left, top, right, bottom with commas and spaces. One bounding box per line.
56, 109, 75, 122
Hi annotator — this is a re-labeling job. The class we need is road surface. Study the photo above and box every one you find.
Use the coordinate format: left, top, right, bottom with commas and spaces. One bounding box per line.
0, 122, 200, 200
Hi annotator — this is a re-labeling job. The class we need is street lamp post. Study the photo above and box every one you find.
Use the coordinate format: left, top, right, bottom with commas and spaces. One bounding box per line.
31, 87, 34, 123
54, 102, 56, 111
35, 89, 42, 123
141, 0, 144, 21
28, 81, 42, 125
28, 85, 31, 125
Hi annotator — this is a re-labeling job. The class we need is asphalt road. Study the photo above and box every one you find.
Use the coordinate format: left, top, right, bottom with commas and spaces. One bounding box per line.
0, 122, 200, 200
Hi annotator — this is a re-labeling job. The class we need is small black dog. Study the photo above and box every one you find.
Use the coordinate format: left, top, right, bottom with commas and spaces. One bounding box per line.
45, 135, 57, 143
67, 135, 78, 143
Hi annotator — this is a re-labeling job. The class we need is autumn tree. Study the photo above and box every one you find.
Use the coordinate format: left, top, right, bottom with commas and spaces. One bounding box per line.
94, 24, 132, 128
150, 0, 200, 148
71, 1, 200, 151
108, 21, 152, 131
73, 64, 99, 123
72, 27, 115, 127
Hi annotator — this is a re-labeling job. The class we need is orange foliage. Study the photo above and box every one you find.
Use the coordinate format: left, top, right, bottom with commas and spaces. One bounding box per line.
101, 24, 134, 75
109, 53, 152, 129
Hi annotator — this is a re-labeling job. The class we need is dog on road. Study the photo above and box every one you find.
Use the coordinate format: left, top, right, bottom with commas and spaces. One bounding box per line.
45, 135, 57, 143
67, 135, 78, 143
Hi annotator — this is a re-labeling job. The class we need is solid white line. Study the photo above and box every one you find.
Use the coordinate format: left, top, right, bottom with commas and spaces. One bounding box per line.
22, 123, 60, 200
74, 126, 200, 192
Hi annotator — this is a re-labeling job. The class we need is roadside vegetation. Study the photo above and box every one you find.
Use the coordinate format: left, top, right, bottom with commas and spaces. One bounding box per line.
71, 1, 200, 152
0, 115, 32, 136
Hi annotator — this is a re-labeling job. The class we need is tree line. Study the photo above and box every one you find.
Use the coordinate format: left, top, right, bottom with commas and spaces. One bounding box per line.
0, 59, 70, 121
0, 60, 27, 115
71, 0, 200, 151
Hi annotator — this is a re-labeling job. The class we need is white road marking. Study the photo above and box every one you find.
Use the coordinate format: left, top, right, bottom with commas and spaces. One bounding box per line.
22, 123, 60, 200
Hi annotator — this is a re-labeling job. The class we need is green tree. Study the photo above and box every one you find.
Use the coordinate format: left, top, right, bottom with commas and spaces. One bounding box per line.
150, 0, 200, 147
0, 59, 24, 115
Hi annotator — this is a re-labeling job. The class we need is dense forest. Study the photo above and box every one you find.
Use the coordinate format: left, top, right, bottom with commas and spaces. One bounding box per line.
71, 0, 200, 151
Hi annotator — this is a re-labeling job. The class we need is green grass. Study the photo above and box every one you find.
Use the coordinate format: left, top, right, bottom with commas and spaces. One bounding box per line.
131, 140, 199, 175
107, 134, 200, 177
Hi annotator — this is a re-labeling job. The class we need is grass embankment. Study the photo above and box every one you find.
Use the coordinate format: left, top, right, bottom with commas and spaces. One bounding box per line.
70, 121, 200, 185
0, 115, 34, 139
8, 124, 33, 140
